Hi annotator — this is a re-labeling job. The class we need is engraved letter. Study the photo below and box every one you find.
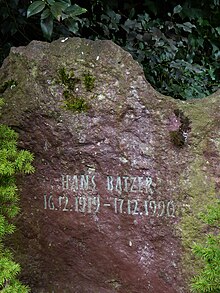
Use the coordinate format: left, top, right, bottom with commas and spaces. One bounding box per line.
123, 176, 129, 192
138, 177, 143, 192
130, 177, 137, 192
91, 175, 96, 190
145, 176, 152, 192
71, 175, 78, 191
116, 176, 122, 193
107, 176, 114, 191
80, 175, 89, 190
62, 175, 70, 190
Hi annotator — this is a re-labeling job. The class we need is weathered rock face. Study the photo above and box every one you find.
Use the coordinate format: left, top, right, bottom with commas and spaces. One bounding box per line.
0, 38, 220, 293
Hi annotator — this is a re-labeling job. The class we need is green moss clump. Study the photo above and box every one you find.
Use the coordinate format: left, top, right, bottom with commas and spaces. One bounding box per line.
0, 98, 4, 108
83, 72, 95, 91
64, 96, 89, 112
58, 67, 96, 113
0, 80, 17, 94
178, 158, 220, 291
58, 67, 80, 91
190, 202, 220, 293
63, 90, 89, 112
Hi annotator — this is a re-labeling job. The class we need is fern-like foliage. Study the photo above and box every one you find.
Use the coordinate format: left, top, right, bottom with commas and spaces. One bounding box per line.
0, 123, 34, 292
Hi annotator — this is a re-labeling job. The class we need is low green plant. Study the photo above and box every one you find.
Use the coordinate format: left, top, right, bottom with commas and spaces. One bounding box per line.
63, 94, 89, 112
59, 67, 80, 90
0, 124, 34, 292
83, 72, 95, 91
58, 67, 90, 112
191, 203, 220, 293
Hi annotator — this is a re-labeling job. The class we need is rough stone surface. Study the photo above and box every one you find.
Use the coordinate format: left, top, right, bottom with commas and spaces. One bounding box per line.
0, 37, 219, 293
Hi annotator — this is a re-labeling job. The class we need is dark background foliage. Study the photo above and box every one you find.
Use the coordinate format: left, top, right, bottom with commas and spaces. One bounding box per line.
0, 0, 219, 98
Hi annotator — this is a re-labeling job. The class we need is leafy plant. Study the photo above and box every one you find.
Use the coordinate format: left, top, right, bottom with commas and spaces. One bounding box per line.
0, 0, 219, 97
27, 0, 87, 40
77, 1, 219, 99
0, 119, 34, 292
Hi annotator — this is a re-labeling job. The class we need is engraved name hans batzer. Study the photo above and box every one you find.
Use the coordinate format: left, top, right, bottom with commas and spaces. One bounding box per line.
43, 174, 175, 218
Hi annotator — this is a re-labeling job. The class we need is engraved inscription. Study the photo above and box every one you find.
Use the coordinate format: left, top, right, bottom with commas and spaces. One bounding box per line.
106, 175, 153, 193
44, 193, 175, 217
43, 174, 176, 218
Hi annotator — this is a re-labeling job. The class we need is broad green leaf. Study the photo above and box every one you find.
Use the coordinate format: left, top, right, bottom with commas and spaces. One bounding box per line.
177, 22, 195, 33
47, 0, 55, 5
61, 12, 69, 20
41, 8, 51, 20
173, 5, 182, 15
27, 1, 45, 18
0, 7, 9, 20
40, 16, 53, 40
183, 22, 196, 32
67, 18, 79, 33
1, 21, 17, 35
50, 2, 67, 20
64, 4, 87, 17
58, 0, 71, 5
129, 8, 135, 19
215, 27, 220, 35
61, 0, 71, 4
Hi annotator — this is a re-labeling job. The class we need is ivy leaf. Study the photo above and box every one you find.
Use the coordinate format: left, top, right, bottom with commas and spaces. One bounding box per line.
64, 4, 87, 18
173, 5, 182, 15
50, 2, 68, 21
177, 22, 196, 33
41, 8, 51, 20
40, 16, 53, 40
47, 0, 55, 5
215, 27, 220, 35
27, 1, 45, 18
67, 18, 79, 33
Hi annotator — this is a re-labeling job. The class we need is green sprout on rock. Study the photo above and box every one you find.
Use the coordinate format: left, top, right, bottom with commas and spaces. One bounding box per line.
58, 67, 80, 91
63, 95, 89, 112
63, 90, 89, 112
83, 72, 95, 91
58, 67, 96, 113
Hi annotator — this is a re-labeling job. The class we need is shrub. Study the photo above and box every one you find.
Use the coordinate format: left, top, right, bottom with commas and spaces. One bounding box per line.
0, 122, 34, 292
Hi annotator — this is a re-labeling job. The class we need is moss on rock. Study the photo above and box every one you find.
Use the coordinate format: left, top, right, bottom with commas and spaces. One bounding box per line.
57, 67, 96, 113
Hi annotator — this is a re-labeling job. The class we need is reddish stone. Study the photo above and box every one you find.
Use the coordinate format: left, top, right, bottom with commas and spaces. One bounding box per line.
1, 38, 219, 293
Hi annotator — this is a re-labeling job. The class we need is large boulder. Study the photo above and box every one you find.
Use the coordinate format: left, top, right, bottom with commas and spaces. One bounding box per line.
0, 37, 219, 293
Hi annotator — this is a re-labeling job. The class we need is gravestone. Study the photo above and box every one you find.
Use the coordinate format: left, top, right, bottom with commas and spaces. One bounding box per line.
0, 37, 219, 293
